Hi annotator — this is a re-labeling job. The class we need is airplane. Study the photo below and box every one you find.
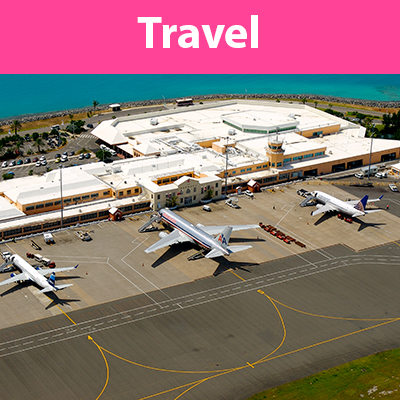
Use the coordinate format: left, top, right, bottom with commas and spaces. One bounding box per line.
310, 191, 383, 218
0, 252, 78, 294
144, 208, 259, 259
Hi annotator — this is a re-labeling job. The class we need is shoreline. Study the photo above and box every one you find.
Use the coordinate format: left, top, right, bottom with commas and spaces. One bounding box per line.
1, 92, 399, 126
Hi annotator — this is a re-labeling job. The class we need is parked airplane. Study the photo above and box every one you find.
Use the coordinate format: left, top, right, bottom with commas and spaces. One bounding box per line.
311, 191, 383, 218
144, 208, 259, 258
0, 253, 78, 293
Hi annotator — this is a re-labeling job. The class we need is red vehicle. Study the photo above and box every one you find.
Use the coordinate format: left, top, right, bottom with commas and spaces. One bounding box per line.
26, 252, 34, 258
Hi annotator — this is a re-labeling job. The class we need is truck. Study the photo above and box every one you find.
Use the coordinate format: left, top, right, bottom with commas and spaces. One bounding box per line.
359, 165, 379, 176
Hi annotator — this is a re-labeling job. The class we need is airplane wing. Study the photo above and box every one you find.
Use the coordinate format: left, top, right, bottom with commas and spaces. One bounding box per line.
201, 224, 259, 235
36, 265, 78, 276
311, 203, 338, 216
145, 229, 191, 253
0, 272, 28, 286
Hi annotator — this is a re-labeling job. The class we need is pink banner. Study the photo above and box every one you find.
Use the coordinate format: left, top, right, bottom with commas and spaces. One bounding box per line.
1, 0, 399, 74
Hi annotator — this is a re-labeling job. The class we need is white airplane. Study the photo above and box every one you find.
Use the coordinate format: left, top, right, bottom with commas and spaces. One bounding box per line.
0, 253, 78, 294
311, 191, 383, 218
144, 208, 259, 258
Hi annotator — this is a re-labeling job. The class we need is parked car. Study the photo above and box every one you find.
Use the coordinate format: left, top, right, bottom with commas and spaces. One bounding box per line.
78, 154, 84, 160
389, 184, 398, 192
55, 154, 61, 159
244, 189, 254, 197
375, 172, 387, 179
87, 123, 94, 129
354, 173, 364, 179
84, 153, 91, 159
8, 160, 16, 167
55, 158, 61, 163
32, 157, 38, 162
41, 160, 47, 166
39, 155, 46, 161
24, 158, 31, 164
1, 161, 7, 168
35, 161, 41, 167
16, 159, 23, 165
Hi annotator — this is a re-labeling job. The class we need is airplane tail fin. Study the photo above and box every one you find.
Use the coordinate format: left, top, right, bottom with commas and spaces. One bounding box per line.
354, 195, 369, 213
215, 226, 233, 249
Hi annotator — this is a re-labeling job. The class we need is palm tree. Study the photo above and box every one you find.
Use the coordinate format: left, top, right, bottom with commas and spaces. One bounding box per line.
93, 100, 99, 110
301, 98, 307, 105
314, 100, 318, 108
10, 120, 22, 134
329, 103, 333, 109
35, 138, 43, 153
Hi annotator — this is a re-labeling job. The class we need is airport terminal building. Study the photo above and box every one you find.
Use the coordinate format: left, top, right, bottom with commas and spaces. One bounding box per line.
0, 100, 398, 240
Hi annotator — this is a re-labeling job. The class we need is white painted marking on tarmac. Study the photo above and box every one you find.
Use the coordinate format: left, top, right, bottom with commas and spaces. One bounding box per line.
288, 272, 297, 276
38, 337, 48, 341
52, 333, 64, 337
278, 275, 286, 279
244, 284, 252, 287
255, 281, 264, 284
185, 299, 194, 302
94, 323, 104, 327
197, 296, 205, 299
121, 315, 131, 319
135, 312, 144, 316
299, 270, 307, 273
108, 319, 117, 323
221, 290, 229, 293
2, 254, 400, 358
23, 341, 34, 345
209, 293, 218, 296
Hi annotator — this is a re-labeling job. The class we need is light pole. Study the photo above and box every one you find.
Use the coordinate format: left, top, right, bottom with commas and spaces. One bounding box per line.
224, 136, 229, 197
59, 165, 64, 228
367, 124, 376, 180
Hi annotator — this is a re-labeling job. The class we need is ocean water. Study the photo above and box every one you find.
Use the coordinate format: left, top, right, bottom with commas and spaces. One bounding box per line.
0, 74, 400, 120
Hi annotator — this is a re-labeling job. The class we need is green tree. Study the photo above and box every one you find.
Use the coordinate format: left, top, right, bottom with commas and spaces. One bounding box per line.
166, 194, 178, 208
301, 98, 307, 105
32, 132, 39, 141
10, 120, 22, 134
42, 132, 49, 140
93, 100, 99, 110
329, 103, 333, 109
95, 149, 111, 161
314, 100, 318, 108
35, 138, 43, 152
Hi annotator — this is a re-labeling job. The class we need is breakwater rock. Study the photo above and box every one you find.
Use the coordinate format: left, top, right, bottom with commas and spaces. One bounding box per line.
1, 93, 399, 127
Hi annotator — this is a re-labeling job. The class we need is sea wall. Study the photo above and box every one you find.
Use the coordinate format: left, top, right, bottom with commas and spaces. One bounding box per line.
1, 93, 399, 126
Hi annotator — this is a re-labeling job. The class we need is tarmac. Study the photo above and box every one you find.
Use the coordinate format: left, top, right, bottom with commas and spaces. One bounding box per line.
1, 180, 400, 399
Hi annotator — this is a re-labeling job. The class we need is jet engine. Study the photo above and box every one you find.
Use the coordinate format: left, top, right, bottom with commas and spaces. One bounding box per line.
315, 204, 324, 209
159, 232, 169, 239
